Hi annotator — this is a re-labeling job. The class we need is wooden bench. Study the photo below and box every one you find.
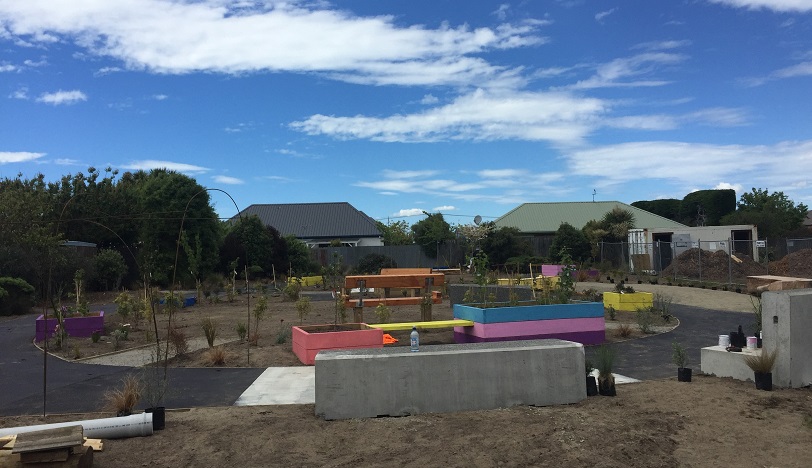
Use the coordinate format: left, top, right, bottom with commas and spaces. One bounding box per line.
367, 319, 474, 331
345, 291, 442, 308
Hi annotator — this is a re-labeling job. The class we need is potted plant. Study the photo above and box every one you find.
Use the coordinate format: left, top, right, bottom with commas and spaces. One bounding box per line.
141, 348, 168, 430
671, 341, 691, 382
595, 345, 617, 396
750, 296, 763, 348
585, 359, 598, 396
103, 375, 141, 417
744, 349, 778, 391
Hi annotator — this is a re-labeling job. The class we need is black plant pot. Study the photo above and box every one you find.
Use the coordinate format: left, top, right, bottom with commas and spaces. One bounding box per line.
598, 378, 616, 396
754, 372, 773, 391
677, 367, 692, 382
145, 406, 166, 430
586, 376, 598, 396
757, 337, 762, 348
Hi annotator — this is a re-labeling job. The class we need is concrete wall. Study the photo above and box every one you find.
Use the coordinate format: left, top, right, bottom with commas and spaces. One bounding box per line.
315, 339, 586, 420
762, 289, 812, 388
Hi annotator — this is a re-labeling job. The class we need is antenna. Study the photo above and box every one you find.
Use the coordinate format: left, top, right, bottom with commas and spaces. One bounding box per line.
474, 215, 482, 225
592, 189, 597, 202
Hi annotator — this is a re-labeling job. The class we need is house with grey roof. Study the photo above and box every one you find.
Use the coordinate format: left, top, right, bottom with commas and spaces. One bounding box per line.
494, 201, 687, 257
234, 202, 383, 248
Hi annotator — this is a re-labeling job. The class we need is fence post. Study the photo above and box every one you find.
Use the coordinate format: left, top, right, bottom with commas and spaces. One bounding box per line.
728, 237, 732, 288
698, 239, 702, 283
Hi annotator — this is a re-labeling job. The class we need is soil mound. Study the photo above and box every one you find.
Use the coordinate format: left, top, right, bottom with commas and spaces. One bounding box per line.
661, 248, 765, 282
767, 248, 812, 278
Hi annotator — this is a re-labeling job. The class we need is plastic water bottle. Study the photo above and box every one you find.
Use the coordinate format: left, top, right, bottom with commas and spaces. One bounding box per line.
410, 326, 419, 352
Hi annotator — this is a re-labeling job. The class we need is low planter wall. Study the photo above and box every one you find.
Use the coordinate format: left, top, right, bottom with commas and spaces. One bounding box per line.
35, 311, 105, 342
292, 323, 383, 365
454, 301, 604, 323
603, 292, 653, 311
315, 339, 586, 420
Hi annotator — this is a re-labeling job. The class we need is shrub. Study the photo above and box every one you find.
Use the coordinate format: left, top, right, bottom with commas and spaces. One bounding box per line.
615, 323, 633, 338
201, 318, 217, 347
355, 253, 397, 275
276, 322, 291, 344
374, 303, 391, 323
0, 277, 35, 316
283, 280, 301, 301
205, 346, 227, 366
595, 345, 616, 381
636, 307, 656, 334
672, 341, 688, 368
167, 326, 189, 356
236, 322, 247, 341
94, 249, 127, 291
295, 296, 311, 323
104, 375, 141, 416
111, 329, 125, 350
91, 330, 101, 343
607, 306, 616, 321
744, 349, 778, 373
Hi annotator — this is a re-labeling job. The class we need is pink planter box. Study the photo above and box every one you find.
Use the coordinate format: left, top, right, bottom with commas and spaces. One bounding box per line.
292, 323, 383, 365
35, 311, 105, 342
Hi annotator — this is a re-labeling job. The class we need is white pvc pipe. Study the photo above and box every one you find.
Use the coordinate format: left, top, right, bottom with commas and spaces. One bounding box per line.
0, 412, 153, 439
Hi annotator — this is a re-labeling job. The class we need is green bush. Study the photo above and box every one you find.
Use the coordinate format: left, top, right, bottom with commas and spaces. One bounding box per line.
0, 277, 35, 316
354, 253, 397, 275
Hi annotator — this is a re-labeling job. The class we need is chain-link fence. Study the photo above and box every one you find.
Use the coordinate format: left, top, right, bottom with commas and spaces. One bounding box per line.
599, 237, 812, 287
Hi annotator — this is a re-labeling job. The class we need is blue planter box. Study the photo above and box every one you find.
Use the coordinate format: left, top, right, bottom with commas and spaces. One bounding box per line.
453, 301, 603, 324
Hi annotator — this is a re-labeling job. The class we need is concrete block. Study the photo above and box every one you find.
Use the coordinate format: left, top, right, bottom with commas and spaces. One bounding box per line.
762, 289, 812, 388
315, 339, 586, 420
700, 346, 758, 382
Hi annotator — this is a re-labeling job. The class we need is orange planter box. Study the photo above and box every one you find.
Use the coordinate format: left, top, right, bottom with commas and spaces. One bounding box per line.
292, 323, 383, 365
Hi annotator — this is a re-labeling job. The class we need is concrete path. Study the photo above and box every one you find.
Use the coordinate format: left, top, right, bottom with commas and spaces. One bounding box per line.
234, 367, 315, 406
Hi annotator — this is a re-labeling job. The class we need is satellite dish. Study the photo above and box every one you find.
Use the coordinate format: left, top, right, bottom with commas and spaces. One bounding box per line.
474, 215, 482, 225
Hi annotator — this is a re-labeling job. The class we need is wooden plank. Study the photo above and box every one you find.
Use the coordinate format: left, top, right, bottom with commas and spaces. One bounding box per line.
20, 448, 72, 463
368, 319, 475, 331
83, 439, 103, 452
380, 268, 432, 275
12, 425, 83, 454
345, 291, 442, 308
344, 274, 444, 289
0, 436, 14, 450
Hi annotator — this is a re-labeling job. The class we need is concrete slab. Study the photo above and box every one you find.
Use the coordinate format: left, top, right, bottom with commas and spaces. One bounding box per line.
234, 367, 315, 406
700, 345, 758, 382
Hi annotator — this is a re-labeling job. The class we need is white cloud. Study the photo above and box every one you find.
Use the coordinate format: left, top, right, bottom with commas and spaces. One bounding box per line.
94, 66, 122, 76
54, 158, 81, 165
212, 175, 244, 185
0, 151, 45, 163
382, 170, 439, 179
120, 159, 209, 174
744, 60, 812, 86
632, 40, 691, 51
0, 62, 18, 72
566, 140, 812, 195
493, 4, 510, 21
433, 205, 456, 211
420, 94, 439, 105
394, 208, 425, 217
595, 8, 617, 22
36, 89, 87, 105
707, 0, 812, 13
9, 87, 28, 99
152, 94, 168, 100
292, 88, 607, 146
714, 182, 743, 192
567, 52, 687, 90
0, 1, 545, 87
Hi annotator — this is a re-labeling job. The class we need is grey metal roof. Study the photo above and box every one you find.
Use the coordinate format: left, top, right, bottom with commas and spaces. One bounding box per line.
235, 202, 382, 239
494, 201, 687, 233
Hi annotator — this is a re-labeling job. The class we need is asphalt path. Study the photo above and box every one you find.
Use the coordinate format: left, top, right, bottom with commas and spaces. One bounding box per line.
1, 302, 755, 416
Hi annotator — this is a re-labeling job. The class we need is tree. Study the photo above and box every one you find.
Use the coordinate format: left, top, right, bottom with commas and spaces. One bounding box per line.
219, 216, 287, 278
479, 224, 533, 267
550, 223, 591, 262
680, 189, 736, 226
721, 188, 808, 239
376, 220, 413, 246
600, 207, 636, 243
94, 249, 127, 291
411, 212, 454, 258
285, 236, 319, 276
631, 199, 681, 222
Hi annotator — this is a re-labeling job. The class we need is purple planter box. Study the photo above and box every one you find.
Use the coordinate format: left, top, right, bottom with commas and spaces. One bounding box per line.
35, 311, 105, 342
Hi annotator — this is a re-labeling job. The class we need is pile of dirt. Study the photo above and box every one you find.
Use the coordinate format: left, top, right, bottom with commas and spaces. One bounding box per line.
767, 248, 812, 278
661, 248, 766, 283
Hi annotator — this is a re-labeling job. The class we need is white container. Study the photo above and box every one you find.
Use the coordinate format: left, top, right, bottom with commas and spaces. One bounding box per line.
718, 334, 730, 347
746, 336, 758, 350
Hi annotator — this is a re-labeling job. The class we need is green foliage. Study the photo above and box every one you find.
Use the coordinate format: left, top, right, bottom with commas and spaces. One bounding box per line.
721, 188, 808, 239
680, 189, 736, 226
376, 220, 413, 245
201, 317, 217, 348
335, 293, 347, 324
607, 306, 616, 321
322, 253, 345, 289
556, 249, 576, 304
744, 349, 778, 373
295, 296, 311, 323
750, 296, 763, 334
631, 199, 682, 222
595, 345, 616, 380
503, 255, 545, 274
253, 295, 269, 332
636, 307, 657, 334
0, 277, 35, 316
285, 236, 319, 276
236, 322, 248, 341
94, 249, 128, 291
114, 292, 136, 322
550, 223, 591, 262
283, 279, 301, 301
468, 250, 490, 286
411, 212, 454, 258
355, 253, 397, 275
276, 322, 292, 344
672, 341, 688, 368
220, 216, 287, 278
479, 224, 533, 266
374, 303, 391, 323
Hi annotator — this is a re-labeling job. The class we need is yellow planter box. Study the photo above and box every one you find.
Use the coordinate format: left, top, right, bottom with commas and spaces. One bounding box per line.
532, 275, 560, 292
603, 292, 653, 311
496, 278, 535, 286
287, 276, 323, 287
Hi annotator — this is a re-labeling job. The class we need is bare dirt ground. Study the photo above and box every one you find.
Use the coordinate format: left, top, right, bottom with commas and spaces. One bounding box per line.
2, 376, 810, 467
6, 282, 811, 467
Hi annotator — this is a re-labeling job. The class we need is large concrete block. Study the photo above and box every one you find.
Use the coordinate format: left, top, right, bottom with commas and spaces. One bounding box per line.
315, 339, 586, 420
700, 345, 758, 382
761, 289, 812, 388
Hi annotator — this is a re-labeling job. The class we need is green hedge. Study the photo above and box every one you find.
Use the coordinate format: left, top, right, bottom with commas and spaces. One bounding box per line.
0, 277, 35, 316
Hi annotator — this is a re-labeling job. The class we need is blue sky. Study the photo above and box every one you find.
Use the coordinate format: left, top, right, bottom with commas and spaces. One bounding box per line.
2, 0, 812, 225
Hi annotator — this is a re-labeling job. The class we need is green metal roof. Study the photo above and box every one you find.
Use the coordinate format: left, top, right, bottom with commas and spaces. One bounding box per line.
494, 201, 686, 233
